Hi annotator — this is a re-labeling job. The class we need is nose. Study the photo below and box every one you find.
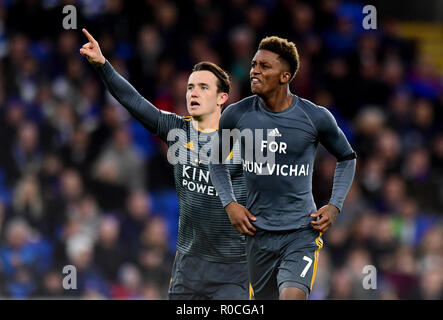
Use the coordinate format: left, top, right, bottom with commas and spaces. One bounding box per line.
190, 87, 199, 97
250, 65, 259, 77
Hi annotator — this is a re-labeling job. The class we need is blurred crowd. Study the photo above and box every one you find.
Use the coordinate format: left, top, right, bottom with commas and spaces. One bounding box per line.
0, 0, 442, 299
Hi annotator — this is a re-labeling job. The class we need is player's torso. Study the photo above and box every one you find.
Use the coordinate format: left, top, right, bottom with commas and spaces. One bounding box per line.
165, 118, 246, 262
231, 96, 319, 229
236, 97, 318, 184
166, 119, 243, 198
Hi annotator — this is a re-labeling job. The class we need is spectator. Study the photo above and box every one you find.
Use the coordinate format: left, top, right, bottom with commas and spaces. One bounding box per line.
384, 246, 420, 299
0, 219, 52, 298
119, 190, 152, 260
65, 232, 108, 297
416, 267, 443, 299
12, 175, 45, 234
12, 121, 42, 178
36, 269, 64, 298
93, 125, 145, 191
94, 215, 127, 283
111, 263, 143, 299
137, 215, 174, 296
60, 125, 94, 175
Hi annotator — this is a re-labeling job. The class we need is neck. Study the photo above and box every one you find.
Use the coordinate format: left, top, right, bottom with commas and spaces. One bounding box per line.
191, 109, 220, 133
260, 86, 293, 112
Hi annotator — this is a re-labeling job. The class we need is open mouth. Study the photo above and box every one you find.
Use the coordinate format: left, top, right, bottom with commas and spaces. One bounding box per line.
190, 101, 200, 108
251, 77, 261, 84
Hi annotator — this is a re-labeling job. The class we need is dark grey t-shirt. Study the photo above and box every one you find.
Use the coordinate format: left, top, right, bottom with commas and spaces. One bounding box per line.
156, 112, 247, 263
210, 94, 356, 231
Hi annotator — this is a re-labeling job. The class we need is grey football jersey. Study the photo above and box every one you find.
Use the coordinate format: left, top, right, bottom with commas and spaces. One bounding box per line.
210, 94, 356, 231
157, 113, 247, 263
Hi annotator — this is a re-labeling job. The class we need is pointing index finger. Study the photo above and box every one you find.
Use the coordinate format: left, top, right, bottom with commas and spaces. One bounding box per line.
82, 28, 96, 43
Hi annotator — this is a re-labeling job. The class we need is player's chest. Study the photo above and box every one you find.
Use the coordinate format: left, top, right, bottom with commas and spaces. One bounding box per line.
237, 113, 317, 158
168, 133, 212, 167
168, 131, 242, 174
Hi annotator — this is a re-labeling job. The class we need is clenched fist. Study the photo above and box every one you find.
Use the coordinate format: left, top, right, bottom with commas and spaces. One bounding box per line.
79, 28, 106, 67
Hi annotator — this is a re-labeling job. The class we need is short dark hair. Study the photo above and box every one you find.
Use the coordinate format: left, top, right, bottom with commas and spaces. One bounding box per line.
258, 36, 300, 81
192, 61, 231, 94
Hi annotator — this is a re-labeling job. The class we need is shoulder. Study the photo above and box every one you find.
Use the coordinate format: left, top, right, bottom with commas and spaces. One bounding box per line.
223, 95, 256, 116
297, 96, 328, 118
157, 110, 188, 135
297, 97, 337, 132
220, 95, 256, 128
159, 110, 186, 124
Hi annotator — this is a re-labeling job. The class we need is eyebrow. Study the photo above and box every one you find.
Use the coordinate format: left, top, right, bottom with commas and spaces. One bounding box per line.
187, 82, 211, 87
251, 59, 272, 65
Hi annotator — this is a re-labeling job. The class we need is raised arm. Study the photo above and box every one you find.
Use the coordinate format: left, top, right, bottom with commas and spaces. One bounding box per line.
80, 28, 160, 133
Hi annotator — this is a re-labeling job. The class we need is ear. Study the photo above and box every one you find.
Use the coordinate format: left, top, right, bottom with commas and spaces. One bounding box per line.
217, 92, 229, 106
279, 71, 292, 84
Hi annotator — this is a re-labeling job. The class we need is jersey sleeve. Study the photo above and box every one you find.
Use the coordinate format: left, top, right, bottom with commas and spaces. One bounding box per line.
209, 102, 246, 208
219, 102, 244, 130
314, 106, 356, 212
315, 106, 355, 160
211, 101, 247, 164
156, 112, 186, 143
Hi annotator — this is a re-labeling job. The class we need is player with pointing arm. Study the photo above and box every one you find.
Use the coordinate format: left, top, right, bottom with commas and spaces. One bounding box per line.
80, 28, 250, 300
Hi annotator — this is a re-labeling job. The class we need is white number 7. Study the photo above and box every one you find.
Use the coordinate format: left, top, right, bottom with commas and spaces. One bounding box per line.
300, 256, 313, 278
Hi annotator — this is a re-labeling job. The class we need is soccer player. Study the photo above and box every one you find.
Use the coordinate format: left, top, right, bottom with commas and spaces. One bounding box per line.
209, 36, 357, 300
79, 29, 249, 300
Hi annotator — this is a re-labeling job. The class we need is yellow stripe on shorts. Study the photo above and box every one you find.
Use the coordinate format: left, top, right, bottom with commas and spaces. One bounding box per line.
310, 232, 323, 291
249, 283, 254, 300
